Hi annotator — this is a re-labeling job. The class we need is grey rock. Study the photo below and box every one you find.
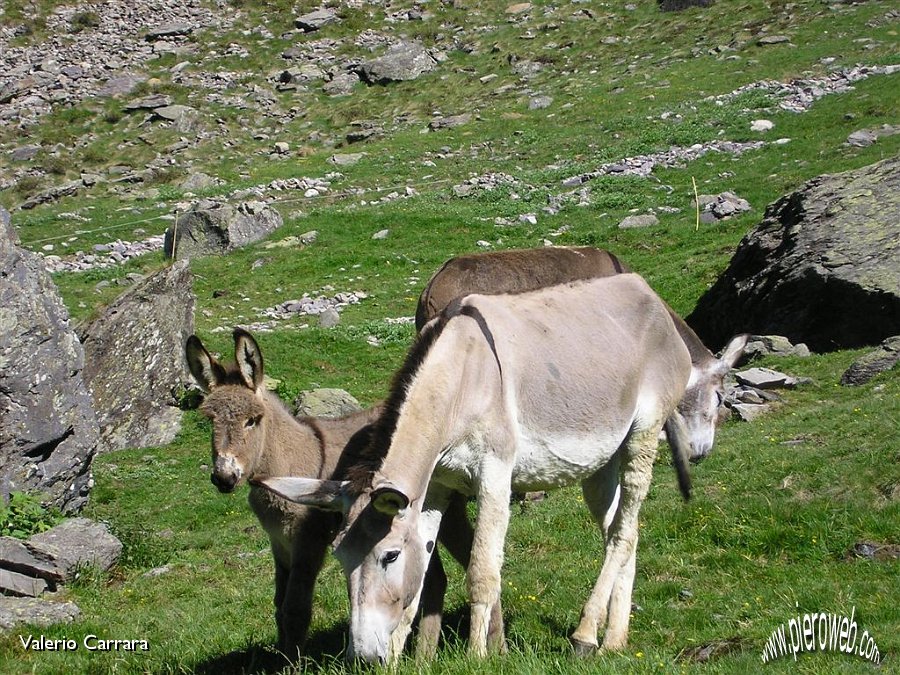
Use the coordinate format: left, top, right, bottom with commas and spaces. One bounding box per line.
78, 262, 195, 452
0, 208, 98, 514
528, 95, 553, 110
359, 41, 437, 85
144, 23, 194, 40
295, 8, 339, 32
10, 145, 40, 162
742, 335, 810, 362
840, 336, 900, 386
0, 537, 63, 584
0, 569, 47, 598
123, 94, 173, 111
428, 114, 472, 131
27, 518, 121, 578
618, 213, 659, 229
328, 152, 366, 167
730, 403, 772, 422
292, 389, 362, 419
688, 157, 900, 351
318, 307, 341, 328
757, 35, 791, 45
19, 180, 82, 210
180, 172, 219, 192
372, 229, 390, 240
323, 71, 360, 96
734, 367, 799, 389
97, 73, 145, 98
0, 597, 80, 630
164, 200, 283, 260
846, 124, 900, 148
658, 0, 714, 10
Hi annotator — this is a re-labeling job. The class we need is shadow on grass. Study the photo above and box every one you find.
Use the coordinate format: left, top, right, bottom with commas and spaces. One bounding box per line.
191, 622, 347, 674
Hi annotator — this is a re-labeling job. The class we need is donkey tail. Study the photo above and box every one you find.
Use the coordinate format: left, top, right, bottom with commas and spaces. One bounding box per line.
663, 411, 692, 501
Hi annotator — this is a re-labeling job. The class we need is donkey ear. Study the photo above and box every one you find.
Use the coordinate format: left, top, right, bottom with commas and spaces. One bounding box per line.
185, 335, 226, 392
717, 333, 750, 373
233, 328, 264, 391
371, 485, 410, 517
252, 477, 351, 513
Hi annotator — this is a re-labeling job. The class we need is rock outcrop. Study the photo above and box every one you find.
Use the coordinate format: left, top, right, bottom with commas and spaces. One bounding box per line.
163, 200, 283, 260
79, 261, 195, 452
0, 208, 98, 513
688, 158, 900, 351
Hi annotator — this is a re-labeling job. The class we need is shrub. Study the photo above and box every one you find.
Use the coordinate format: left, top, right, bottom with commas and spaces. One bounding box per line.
0, 492, 62, 539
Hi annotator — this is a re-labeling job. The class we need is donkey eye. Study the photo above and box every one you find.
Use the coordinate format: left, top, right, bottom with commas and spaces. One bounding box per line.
381, 550, 400, 568
245, 415, 261, 428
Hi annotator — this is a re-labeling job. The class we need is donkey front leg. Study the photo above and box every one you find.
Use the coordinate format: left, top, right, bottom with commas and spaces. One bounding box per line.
278, 517, 334, 660
571, 430, 658, 653
468, 456, 513, 657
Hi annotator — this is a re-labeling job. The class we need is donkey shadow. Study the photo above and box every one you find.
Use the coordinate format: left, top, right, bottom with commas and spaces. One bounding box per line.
191, 623, 347, 675
190, 605, 482, 674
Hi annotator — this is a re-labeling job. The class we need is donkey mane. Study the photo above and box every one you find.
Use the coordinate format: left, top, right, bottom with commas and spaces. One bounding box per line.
343, 298, 508, 494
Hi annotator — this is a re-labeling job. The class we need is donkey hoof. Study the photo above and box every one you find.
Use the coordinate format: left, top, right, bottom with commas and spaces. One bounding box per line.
570, 638, 598, 658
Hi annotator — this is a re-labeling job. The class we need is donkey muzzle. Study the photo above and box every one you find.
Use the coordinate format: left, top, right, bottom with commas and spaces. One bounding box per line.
212, 456, 243, 493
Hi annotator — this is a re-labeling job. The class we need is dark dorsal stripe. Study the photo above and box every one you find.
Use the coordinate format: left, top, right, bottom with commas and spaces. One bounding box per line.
449, 300, 502, 378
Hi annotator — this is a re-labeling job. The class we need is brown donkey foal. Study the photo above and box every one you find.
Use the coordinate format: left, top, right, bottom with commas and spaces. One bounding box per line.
185, 329, 483, 661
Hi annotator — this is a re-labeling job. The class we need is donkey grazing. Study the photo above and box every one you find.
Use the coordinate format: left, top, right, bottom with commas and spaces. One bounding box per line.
185, 329, 493, 660
416, 246, 748, 461
258, 274, 702, 663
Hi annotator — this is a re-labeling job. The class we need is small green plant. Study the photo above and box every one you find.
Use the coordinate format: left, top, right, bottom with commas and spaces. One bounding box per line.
69, 11, 100, 33
0, 492, 61, 539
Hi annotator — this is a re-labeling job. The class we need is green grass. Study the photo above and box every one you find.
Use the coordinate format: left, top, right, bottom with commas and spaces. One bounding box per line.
1, 0, 898, 672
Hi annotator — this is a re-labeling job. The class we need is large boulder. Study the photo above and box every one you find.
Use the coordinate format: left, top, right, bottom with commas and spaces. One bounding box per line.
79, 262, 195, 452
358, 41, 437, 85
688, 158, 900, 352
163, 200, 283, 260
0, 208, 98, 513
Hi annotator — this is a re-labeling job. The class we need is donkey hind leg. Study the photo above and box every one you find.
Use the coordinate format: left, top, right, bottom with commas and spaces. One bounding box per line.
569, 456, 620, 656
572, 428, 659, 653
468, 456, 514, 657
435, 493, 507, 655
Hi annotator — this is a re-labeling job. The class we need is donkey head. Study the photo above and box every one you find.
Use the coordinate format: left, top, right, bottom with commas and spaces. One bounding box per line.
255, 477, 430, 664
677, 334, 748, 461
185, 329, 269, 493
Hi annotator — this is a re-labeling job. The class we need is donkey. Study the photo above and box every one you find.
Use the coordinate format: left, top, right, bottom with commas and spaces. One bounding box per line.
257, 273, 702, 663
185, 329, 496, 660
416, 246, 748, 461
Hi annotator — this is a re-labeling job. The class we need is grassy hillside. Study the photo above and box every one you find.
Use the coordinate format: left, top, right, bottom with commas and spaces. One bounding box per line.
1, 0, 897, 673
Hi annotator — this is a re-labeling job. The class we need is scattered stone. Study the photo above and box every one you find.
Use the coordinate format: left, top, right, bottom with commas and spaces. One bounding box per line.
688, 157, 900, 351
10, 145, 41, 162
505, 3, 533, 14
0, 208, 98, 513
846, 124, 900, 147
734, 367, 799, 389
180, 172, 219, 192
695, 192, 752, 220
78, 262, 195, 453
123, 94, 172, 111
528, 95, 553, 110
144, 22, 194, 40
742, 335, 810, 362
358, 41, 437, 85
0, 597, 80, 630
257, 291, 368, 325
840, 336, 900, 386
295, 8, 338, 32
273, 141, 290, 155
0, 537, 64, 584
677, 638, 746, 663
428, 113, 472, 131
846, 541, 900, 562
19, 180, 82, 210
751, 119, 774, 132
757, 35, 791, 46
318, 307, 341, 328
142, 564, 173, 578
730, 402, 772, 422
328, 152, 366, 167
323, 71, 360, 96
372, 229, 390, 240
618, 213, 659, 229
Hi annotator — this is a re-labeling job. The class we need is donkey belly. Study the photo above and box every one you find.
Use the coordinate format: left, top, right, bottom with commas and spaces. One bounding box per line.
511, 428, 624, 491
